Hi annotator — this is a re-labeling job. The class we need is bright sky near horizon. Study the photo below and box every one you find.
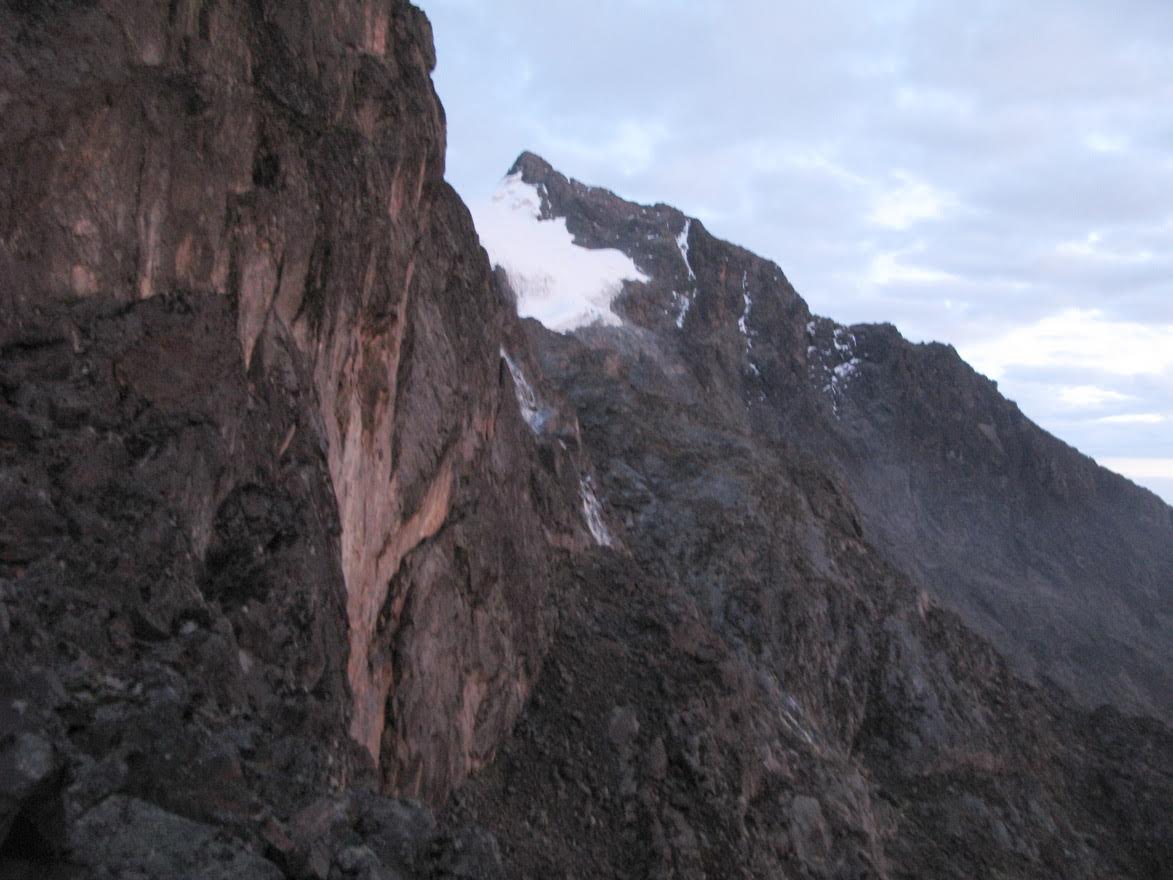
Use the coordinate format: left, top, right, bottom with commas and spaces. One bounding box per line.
416, 0, 1173, 504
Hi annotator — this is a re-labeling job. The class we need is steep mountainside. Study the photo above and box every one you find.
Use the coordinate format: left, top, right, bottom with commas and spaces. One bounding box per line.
1, 2, 593, 876
450, 321, 1173, 878
444, 156, 1173, 878
498, 151, 1173, 724
2, 2, 1171, 879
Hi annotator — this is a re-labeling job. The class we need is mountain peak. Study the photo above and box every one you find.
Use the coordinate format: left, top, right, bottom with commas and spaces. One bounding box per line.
508, 150, 559, 184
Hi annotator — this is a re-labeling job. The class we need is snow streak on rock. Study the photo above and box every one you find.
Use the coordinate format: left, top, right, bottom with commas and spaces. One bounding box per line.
739, 270, 752, 341
501, 348, 545, 433
669, 219, 699, 329
676, 219, 696, 282
579, 476, 613, 547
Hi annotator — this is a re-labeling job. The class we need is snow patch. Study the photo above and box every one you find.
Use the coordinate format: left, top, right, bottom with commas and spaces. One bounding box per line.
474, 174, 649, 332
833, 360, 859, 380
580, 476, 613, 547
500, 348, 545, 433
808, 325, 864, 418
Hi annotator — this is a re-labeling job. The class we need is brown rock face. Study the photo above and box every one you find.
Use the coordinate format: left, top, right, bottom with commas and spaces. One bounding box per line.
1, 0, 581, 825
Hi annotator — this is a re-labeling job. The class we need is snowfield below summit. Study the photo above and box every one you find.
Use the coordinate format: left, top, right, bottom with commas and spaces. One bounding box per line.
473, 173, 649, 331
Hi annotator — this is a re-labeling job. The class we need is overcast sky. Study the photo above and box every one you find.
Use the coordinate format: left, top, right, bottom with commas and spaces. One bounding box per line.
417, 0, 1173, 504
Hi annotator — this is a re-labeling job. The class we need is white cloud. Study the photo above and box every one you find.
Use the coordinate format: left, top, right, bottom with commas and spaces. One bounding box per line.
868, 250, 957, 285
780, 149, 870, 188
536, 118, 670, 177
894, 85, 975, 120
1058, 385, 1134, 407
960, 309, 1173, 381
1055, 231, 1155, 264
1097, 413, 1165, 424
1083, 132, 1129, 154
868, 172, 952, 230
1099, 458, 1173, 480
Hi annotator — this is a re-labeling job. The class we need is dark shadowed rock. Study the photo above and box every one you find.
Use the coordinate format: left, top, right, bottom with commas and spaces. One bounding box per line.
70, 796, 284, 879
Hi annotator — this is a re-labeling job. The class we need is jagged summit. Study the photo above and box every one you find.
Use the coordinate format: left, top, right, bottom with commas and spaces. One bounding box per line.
508, 149, 556, 184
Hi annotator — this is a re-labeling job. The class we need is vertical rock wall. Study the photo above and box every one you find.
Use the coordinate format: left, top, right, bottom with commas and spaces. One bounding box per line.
1, 0, 579, 805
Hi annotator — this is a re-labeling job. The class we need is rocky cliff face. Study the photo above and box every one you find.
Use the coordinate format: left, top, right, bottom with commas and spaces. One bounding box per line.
1, 1, 590, 876
2, 3, 1171, 879
502, 150, 1173, 724
442, 155, 1173, 878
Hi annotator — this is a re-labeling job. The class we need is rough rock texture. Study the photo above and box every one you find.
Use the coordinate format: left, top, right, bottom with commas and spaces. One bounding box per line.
0, 1, 587, 876
446, 316, 1173, 879
440, 156, 1173, 878
0, 0, 597, 801
508, 149, 1173, 723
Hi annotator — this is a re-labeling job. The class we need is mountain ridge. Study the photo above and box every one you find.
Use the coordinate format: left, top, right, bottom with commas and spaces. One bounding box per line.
487, 149, 1173, 723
